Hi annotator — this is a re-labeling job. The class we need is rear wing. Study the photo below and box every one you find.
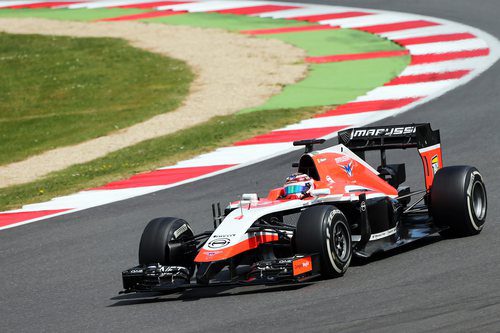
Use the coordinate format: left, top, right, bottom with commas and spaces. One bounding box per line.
338, 124, 442, 190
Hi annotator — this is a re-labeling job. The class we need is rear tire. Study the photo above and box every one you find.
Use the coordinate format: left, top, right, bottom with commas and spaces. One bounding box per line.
430, 166, 487, 237
138, 217, 195, 269
295, 205, 352, 278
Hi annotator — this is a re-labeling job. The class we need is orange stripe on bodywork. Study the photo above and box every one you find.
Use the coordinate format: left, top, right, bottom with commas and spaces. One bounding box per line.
195, 233, 279, 262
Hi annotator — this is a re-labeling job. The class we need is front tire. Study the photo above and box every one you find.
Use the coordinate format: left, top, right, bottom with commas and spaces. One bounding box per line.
431, 166, 487, 237
295, 205, 352, 278
138, 217, 195, 268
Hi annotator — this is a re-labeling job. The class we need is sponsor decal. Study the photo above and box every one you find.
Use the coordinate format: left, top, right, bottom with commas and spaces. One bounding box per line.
213, 234, 236, 238
340, 161, 354, 177
352, 126, 416, 138
335, 155, 350, 163
173, 224, 189, 239
156, 266, 190, 279
278, 259, 292, 264
207, 238, 231, 249
326, 175, 335, 184
293, 256, 313, 276
318, 158, 327, 163
431, 155, 439, 174
369, 227, 397, 241
158, 266, 174, 273
207, 251, 222, 257
130, 269, 143, 274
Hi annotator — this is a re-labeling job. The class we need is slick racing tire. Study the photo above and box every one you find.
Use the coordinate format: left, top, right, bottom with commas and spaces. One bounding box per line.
430, 166, 487, 237
138, 217, 195, 270
296, 205, 352, 278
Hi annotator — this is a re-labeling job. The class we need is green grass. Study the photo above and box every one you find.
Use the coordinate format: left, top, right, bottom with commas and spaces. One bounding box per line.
0, 8, 147, 21
258, 28, 403, 56
0, 107, 323, 211
245, 28, 410, 111
141, 12, 314, 31
0, 32, 193, 165
246, 56, 410, 111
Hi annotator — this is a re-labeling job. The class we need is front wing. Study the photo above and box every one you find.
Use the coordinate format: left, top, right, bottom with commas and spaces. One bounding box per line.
120, 254, 321, 294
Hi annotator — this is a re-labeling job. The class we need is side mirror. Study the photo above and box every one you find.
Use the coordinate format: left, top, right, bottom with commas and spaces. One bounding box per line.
310, 188, 331, 197
241, 193, 258, 202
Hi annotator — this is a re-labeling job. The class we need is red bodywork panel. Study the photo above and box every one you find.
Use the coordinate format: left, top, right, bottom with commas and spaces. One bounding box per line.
303, 150, 398, 197
418, 144, 443, 190
196, 233, 279, 262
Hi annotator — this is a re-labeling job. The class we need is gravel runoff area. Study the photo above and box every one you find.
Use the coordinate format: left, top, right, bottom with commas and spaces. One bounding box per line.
0, 18, 307, 188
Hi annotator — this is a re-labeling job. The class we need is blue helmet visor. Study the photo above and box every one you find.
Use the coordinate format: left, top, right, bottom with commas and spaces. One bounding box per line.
284, 184, 308, 196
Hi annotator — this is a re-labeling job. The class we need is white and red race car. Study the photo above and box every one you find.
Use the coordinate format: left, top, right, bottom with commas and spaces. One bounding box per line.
121, 123, 487, 293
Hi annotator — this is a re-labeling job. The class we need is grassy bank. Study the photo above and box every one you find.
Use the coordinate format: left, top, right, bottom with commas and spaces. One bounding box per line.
0, 107, 323, 211
0, 32, 193, 165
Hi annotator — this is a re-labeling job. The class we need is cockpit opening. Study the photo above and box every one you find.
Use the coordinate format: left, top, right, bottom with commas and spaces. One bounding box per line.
297, 155, 320, 181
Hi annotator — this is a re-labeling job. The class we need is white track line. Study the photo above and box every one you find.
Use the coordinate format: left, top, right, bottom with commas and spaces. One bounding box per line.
380, 25, 471, 39
156, 1, 264, 12
159, 143, 292, 168
401, 57, 489, 75
406, 39, 488, 55
0, 1, 38, 8
21, 186, 167, 210
257, 6, 375, 19
68, 1, 155, 9
279, 110, 402, 131
319, 12, 419, 28
355, 80, 460, 101
258, 7, 343, 19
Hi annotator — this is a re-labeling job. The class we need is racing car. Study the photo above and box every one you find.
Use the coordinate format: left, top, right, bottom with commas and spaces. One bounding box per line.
120, 123, 487, 294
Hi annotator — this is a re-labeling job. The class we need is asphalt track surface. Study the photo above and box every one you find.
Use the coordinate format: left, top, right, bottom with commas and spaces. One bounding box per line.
1, 1, 500, 332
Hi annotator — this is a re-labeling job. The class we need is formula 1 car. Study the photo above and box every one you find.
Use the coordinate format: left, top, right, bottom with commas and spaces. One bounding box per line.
120, 123, 487, 294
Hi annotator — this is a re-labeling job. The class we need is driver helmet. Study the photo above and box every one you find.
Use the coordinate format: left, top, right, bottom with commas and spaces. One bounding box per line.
283, 173, 314, 199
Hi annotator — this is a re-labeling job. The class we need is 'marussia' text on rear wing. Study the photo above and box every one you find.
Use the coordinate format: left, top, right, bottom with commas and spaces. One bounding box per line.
338, 124, 442, 189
